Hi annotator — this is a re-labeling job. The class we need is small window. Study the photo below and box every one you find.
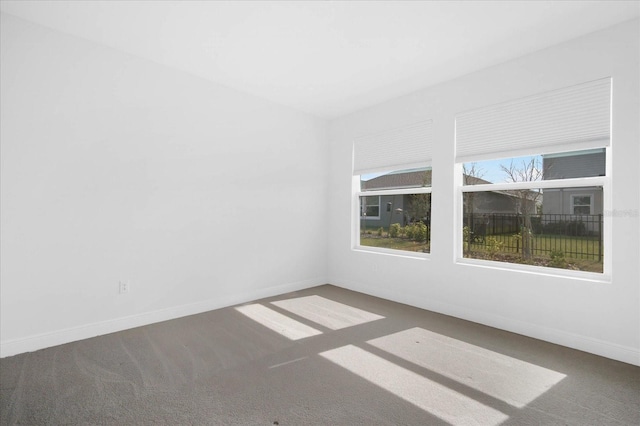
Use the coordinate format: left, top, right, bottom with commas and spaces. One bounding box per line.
353, 120, 434, 257
358, 167, 432, 254
360, 196, 381, 220
571, 195, 593, 215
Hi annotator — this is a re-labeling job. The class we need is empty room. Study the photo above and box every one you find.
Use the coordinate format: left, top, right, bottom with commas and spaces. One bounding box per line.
1, 1, 639, 425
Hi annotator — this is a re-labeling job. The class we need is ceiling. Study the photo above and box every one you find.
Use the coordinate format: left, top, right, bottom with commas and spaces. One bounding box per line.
1, 1, 638, 118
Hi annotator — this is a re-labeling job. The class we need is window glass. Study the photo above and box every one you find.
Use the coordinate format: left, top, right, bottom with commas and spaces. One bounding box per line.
462, 187, 603, 273
358, 167, 432, 255
462, 149, 605, 185
456, 79, 609, 275
360, 193, 431, 254
361, 167, 432, 191
571, 195, 592, 215
360, 196, 380, 219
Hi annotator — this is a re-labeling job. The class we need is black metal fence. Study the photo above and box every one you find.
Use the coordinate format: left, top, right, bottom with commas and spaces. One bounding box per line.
463, 213, 603, 261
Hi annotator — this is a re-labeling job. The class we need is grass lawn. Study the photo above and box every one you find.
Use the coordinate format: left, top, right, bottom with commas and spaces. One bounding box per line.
360, 234, 430, 253
468, 233, 602, 260
465, 233, 603, 273
360, 231, 602, 272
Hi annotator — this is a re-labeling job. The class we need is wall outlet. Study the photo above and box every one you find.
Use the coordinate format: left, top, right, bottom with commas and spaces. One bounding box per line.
119, 281, 130, 294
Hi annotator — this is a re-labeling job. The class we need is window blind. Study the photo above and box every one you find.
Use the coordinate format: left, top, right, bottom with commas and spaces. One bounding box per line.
455, 78, 611, 163
353, 120, 433, 175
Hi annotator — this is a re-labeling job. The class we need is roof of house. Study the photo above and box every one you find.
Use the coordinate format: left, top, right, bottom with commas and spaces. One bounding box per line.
361, 170, 432, 190
362, 169, 540, 203
361, 170, 491, 190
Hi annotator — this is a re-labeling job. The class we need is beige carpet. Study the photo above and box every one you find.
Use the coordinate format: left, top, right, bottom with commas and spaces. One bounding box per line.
1, 285, 638, 425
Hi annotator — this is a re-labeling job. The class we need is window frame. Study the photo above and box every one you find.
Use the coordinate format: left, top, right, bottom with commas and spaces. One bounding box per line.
354, 179, 432, 259
455, 151, 611, 280
360, 195, 381, 220
571, 193, 594, 215
453, 78, 612, 280
352, 119, 434, 258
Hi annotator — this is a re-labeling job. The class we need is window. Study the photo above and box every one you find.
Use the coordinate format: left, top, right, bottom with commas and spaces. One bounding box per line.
358, 168, 432, 254
571, 195, 593, 215
456, 78, 610, 275
353, 120, 433, 256
360, 196, 381, 220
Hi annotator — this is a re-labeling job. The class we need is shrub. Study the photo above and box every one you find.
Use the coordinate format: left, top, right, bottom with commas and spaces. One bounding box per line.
405, 224, 415, 239
530, 216, 543, 234
543, 220, 587, 236
377, 227, 384, 237
567, 220, 587, 236
549, 249, 567, 268
463, 226, 471, 251
404, 222, 427, 242
389, 223, 401, 238
486, 237, 504, 258
413, 222, 428, 242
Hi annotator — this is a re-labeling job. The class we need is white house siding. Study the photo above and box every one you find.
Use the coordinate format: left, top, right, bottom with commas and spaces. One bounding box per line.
543, 150, 606, 180
542, 187, 604, 234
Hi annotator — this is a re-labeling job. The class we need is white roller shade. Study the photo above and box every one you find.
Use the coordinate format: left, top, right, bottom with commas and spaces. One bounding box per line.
353, 120, 433, 175
455, 78, 611, 162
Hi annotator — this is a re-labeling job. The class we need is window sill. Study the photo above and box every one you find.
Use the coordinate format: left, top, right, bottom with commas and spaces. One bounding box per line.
353, 246, 431, 260
456, 257, 611, 283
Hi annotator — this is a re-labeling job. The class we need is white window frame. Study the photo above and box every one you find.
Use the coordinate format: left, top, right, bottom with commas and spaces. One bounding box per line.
571, 193, 594, 215
454, 79, 611, 281
360, 195, 381, 220
352, 119, 434, 259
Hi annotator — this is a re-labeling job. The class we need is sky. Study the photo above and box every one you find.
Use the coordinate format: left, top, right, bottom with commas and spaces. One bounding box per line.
361, 155, 541, 184
472, 155, 541, 184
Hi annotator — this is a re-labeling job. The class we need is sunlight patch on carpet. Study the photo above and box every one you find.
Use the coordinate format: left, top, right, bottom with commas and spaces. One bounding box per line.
367, 327, 566, 408
235, 304, 322, 340
320, 344, 508, 426
271, 295, 384, 330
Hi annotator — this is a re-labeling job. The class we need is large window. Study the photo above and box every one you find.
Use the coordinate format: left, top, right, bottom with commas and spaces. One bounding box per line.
353, 120, 433, 256
461, 155, 605, 273
456, 78, 610, 275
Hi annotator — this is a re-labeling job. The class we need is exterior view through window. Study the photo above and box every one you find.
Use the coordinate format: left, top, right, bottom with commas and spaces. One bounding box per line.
359, 167, 432, 254
462, 149, 605, 273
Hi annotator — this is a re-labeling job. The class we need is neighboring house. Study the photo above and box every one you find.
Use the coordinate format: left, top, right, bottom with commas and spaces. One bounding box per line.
360, 169, 432, 229
461, 175, 539, 237
541, 149, 605, 216
360, 169, 536, 232
461, 174, 540, 215
541, 149, 604, 235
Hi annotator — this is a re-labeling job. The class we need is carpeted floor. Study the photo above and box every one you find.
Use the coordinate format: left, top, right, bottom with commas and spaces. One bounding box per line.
1, 284, 639, 425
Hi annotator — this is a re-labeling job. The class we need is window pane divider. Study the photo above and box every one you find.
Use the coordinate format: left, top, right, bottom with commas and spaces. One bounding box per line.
461, 176, 605, 193
357, 187, 432, 197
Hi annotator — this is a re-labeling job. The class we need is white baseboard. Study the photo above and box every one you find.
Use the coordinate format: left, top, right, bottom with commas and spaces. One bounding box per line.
0, 277, 326, 358
331, 277, 640, 367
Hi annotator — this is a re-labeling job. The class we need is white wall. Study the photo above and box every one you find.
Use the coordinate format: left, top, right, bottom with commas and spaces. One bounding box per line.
328, 19, 640, 365
2, 13, 638, 367
0, 14, 328, 357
